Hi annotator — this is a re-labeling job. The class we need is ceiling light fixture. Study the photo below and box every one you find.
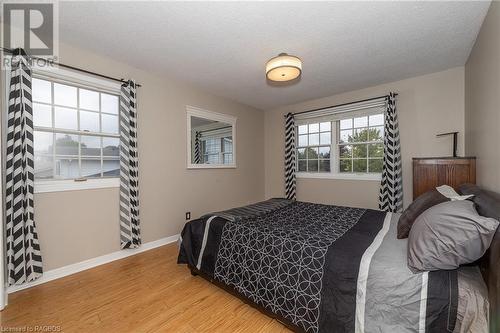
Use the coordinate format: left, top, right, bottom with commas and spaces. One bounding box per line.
265, 53, 302, 82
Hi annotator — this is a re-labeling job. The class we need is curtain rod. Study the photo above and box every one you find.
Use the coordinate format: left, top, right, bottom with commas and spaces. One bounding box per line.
1, 47, 142, 87
289, 93, 397, 117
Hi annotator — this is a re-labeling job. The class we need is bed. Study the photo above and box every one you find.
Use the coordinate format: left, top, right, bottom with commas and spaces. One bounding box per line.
177, 196, 496, 333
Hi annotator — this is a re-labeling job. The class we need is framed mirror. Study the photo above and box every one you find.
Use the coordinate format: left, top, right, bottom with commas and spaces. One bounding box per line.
186, 106, 237, 169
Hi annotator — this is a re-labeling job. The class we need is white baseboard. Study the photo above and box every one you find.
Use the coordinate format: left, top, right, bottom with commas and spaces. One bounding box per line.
7, 234, 180, 294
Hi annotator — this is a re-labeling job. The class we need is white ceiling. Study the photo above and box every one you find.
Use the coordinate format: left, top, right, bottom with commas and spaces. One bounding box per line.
59, 1, 490, 110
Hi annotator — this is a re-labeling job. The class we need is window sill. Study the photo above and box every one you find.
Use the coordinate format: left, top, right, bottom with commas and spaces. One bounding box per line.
296, 172, 382, 181
35, 178, 120, 194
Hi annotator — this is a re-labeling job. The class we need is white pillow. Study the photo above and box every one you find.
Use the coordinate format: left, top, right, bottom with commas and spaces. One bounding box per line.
436, 185, 474, 201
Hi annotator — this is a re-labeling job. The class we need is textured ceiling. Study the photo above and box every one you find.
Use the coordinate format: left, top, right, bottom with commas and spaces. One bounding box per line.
59, 1, 490, 110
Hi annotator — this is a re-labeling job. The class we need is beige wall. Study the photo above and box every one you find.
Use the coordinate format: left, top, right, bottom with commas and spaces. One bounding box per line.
465, 2, 500, 192
7, 43, 265, 271
265, 67, 465, 209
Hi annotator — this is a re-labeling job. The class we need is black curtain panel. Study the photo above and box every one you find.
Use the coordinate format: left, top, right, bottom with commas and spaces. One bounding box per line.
284, 113, 296, 200
119, 80, 141, 249
5, 48, 43, 285
379, 92, 403, 212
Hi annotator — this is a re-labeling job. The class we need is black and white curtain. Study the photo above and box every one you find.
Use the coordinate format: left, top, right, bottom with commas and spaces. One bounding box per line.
5, 48, 43, 285
119, 80, 141, 249
194, 131, 201, 164
284, 113, 296, 200
379, 92, 403, 212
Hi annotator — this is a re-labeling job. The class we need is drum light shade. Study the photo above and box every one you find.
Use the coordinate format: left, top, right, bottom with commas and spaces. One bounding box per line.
266, 53, 302, 82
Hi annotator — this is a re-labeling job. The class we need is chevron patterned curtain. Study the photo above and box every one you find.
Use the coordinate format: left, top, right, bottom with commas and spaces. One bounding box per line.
119, 80, 141, 249
284, 113, 296, 200
194, 131, 202, 164
5, 48, 43, 285
378, 92, 403, 212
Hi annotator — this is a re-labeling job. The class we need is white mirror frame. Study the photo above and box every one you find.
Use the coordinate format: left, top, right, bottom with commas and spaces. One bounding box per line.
186, 106, 237, 169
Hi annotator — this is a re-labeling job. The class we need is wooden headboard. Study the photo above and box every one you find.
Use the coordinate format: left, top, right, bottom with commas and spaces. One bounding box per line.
412, 157, 476, 199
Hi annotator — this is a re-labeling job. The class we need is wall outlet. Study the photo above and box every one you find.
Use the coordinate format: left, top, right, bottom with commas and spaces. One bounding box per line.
185, 212, 191, 220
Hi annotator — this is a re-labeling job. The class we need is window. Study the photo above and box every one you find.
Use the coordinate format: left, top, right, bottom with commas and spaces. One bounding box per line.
297, 122, 331, 172
338, 114, 384, 173
187, 105, 236, 169
296, 108, 385, 178
32, 77, 120, 181
201, 134, 233, 165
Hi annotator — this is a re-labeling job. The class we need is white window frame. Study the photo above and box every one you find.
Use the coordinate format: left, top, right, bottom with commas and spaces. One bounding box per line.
295, 99, 386, 181
186, 105, 237, 169
4, 65, 123, 193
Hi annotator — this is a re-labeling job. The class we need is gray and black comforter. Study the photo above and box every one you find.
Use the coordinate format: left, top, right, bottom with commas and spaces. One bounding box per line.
177, 199, 458, 333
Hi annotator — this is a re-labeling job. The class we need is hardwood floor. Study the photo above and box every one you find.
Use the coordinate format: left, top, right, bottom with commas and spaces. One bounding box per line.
0, 244, 290, 332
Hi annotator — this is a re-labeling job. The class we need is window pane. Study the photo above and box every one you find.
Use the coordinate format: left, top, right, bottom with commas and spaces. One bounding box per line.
298, 160, 307, 172
81, 135, 101, 156
298, 125, 307, 135
308, 159, 318, 172
353, 144, 368, 158
340, 119, 352, 130
339, 130, 352, 143
55, 134, 78, 155
81, 158, 102, 178
55, 157, 79, 179
298, 135, 308, 147
102, 94, 119, 114
33, 103, 52, 127
306, 147, 318, 159
297, 148, 306, 159
80, 111, 100, 132
35, 155, 53, 179
340, 159, 352, 172
203, 137, 220, 154
339, 145, 352, 158
34, 131, 53, 154
32, 78, 52, 103
223, 137, 233, 153
352, 128, 369, 142
54, 83, 77, 107
320, 122, 331, 132
354, 116, 368, 128
369, 114, 384, 126
353, 159, 367, 172
368, 143, 384, 158
102, 114, 119, 134
79, 89, 99, 111
308, 123, 319, 133
369, 126, 384, 141
308, 133, 319, 146
55, 106, 77, 130
319, 160, 330, 172
103, 159, 120, 177
318, 146, 330, 159
223, 153, 233, 164
320, 132, 331, 145
369, 159, 383, 173
205, 154, 219, 164
103, 137, 119, 157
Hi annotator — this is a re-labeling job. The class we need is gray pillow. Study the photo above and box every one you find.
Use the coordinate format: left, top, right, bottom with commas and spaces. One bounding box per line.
407, 200, 499, 273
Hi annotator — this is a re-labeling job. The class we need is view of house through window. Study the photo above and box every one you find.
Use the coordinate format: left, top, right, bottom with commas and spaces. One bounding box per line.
32, 77, 121, 180
296, 113, 385, 175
